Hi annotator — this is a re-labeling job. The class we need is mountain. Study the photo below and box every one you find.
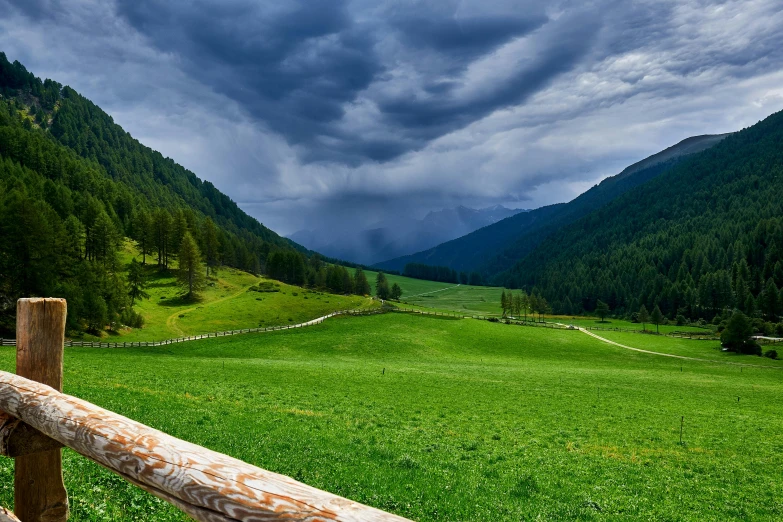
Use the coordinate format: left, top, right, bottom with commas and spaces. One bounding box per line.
506, 108, 783, 322
374, 134, 728, 274
289, 205, 525, 265
0, 52, 307, 333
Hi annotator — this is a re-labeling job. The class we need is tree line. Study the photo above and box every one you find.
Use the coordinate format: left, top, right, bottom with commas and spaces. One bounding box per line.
0, 53, 311, 334
500, 290, 550, 322
403, 262, 483, 286
499, 108, 783, 328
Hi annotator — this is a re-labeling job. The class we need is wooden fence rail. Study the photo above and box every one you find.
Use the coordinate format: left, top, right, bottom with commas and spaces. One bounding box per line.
0, 308, 385, 349
0, 371, 408, 522
391, 307, 571, 329
0, 299, 409, 521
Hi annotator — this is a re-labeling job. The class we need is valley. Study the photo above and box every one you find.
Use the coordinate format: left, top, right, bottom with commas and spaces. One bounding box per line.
1, 314, 780, 520
2, 46, 783, 522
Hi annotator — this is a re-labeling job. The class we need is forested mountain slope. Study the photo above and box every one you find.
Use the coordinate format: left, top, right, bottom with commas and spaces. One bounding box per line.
0, 52, 305, 333
375, 134, 727, 275
505, 109, 783, 322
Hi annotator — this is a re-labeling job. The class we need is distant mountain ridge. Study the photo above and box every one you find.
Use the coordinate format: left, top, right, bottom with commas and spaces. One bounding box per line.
0, 51, 308, 333
374, 133, 729, 275
289, 204, 526, 265
505, 108, 783, 322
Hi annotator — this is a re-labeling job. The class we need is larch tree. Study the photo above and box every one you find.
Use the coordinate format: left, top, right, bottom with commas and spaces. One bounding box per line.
177, 231, 206, 299
595, 300, 610, 322
638, 304, 650, 331
375, 272, 390, 300
650, 305, 664, 333
202, 217, 219, 277
353, 268, 371, 295
127, 259, 150, 305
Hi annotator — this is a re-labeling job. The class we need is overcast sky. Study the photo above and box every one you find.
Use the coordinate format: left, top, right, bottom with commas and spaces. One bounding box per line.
2, 0, 783, 235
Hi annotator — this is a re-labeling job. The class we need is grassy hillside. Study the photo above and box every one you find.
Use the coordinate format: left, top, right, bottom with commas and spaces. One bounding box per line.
98, 243, 377, 342
0, 52, 312, 334
551, 316, 711, 334
1, 313, 780, 520
359, 269, 505, 315
359, 269, 458, 296
506, 109, 783, 322
375, 134, 727, 276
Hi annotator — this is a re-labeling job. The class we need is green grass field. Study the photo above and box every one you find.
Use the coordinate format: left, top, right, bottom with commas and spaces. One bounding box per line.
96, 243, 378, 342
359, 269, 458, 296
591, 329, 782, 366
552, 315, 712, 334
3, 313, 781, 520
360, 269, 505, 315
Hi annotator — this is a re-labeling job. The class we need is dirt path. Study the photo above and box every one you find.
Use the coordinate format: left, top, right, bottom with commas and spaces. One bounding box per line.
407, 284, 461, 298
165, 281, 250, 337
577, 327, 781, 370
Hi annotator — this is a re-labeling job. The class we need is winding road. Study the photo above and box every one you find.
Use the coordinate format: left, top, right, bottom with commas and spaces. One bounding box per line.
577, 326, 781, 369
407, 284, 461, 298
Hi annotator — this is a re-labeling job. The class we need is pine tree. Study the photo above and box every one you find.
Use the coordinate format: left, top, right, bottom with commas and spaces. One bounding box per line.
133, 210, 153, 265
390, 283, 402, 300
500, 290, 508, 317
513, 293, 522, 318
375, 272, 390, 300
596, 300, 610, 322
638, 304, 650, 331
127, 259, 149, 305
353, 268, 371, 295
341, 267, 354, 295
177, 231, 205, 298
761, 278, 779, 320
650, 305, 664, 334
720, 311, 758, 354
153, 209, 172, 268
202, 217, 219, 277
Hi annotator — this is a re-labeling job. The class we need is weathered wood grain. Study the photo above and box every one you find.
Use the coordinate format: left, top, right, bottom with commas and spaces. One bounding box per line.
0, 371, 411, 522
0, 411, 63, 458
15, 298, 69, 522
0, 507, 21, 522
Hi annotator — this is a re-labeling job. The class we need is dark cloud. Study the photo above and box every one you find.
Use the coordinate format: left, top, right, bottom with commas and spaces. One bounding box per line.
378, 12, 601, 141
109, 0, 592, 164
391, 13, 547, 58
2, 0, 783, 240
115, 0, 384, 156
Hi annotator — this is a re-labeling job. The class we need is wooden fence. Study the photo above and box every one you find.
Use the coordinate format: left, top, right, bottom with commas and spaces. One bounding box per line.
0, 308, 384, 349
0, 298, 409, 522
391, 307, 570, 329
581, 325, 720, 340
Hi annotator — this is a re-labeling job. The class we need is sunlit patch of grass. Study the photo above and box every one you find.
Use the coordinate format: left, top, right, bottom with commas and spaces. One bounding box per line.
1, 313, 781, 520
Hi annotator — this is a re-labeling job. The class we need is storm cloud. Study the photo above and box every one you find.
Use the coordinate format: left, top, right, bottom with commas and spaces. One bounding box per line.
1, 0, 783, 237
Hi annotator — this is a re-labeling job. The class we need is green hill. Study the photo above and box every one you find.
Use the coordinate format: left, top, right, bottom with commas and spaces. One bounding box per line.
505, 109, 783, 324
0, 52, 309, 334
375, 134, 727, 275
1, 313, 779, 520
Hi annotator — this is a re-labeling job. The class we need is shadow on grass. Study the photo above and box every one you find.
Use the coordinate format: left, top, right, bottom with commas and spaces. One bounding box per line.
156, 294, 204, 307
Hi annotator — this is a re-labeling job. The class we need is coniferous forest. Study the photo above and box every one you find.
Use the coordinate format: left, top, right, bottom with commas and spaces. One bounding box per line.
0, 52, 364, 335
501, 109, 783, 326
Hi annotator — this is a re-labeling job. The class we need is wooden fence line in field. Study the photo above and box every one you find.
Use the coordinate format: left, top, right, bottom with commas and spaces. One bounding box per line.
0, 308, 384, 349
0, 298, 410, 522
391, 307, 570, 329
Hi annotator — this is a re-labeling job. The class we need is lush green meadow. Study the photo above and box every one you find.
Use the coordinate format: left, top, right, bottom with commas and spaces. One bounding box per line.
360, 269, 505, 315
96, 243, 377, 342
592, 329, 782, 366
358, 269, 458, 297
552, 316, 712, 334
119, 266, 374, 341
2, 313, 781, 520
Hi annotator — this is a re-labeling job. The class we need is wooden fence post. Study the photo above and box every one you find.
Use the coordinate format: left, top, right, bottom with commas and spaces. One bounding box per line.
15, 298, 69, 522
